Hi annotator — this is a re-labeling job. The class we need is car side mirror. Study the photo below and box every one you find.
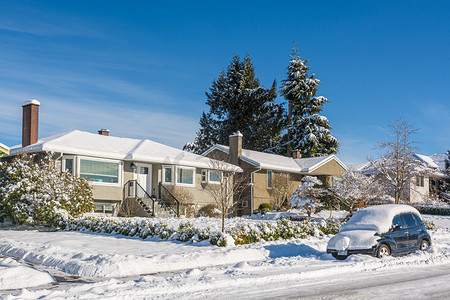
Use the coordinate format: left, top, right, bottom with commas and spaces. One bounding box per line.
392, 225, 402, 231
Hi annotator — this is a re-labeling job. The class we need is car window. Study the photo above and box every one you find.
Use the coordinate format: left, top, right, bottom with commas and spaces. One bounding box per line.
412, 214, 423, 225
401, 213, 418, 228
392, 215, 404, 229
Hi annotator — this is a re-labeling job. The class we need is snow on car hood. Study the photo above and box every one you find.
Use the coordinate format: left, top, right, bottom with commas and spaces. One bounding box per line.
327, 230, 379, 250
339, 204, 420, 234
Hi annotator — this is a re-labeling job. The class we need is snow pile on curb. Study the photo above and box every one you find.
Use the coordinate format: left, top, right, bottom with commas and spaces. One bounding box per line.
0, 257, 54, 290
0, 230, 268, 278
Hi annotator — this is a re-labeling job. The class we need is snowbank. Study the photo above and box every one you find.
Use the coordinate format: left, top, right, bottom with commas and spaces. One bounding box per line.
0, 230, 267, 278
0, 257, 54, 290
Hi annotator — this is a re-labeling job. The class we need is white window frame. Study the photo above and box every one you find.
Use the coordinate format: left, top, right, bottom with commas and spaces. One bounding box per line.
175, 166, 196, 187
201, 169, 207, 183
76, 156, 122, 187
208, 170, 221, 184
267, 170, 273, 189
162, 165, 174, 185
416, 176, 425, 187
62, 155, 75, 175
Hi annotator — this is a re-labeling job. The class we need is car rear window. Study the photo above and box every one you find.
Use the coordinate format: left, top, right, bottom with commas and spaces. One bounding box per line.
401, 213, 418, 227
412, 214, 423, 225
392, 215, 404, 229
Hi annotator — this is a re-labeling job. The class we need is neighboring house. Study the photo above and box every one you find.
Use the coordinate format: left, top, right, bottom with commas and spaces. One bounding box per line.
203, 132, 348, 215
0, 143, 9, 157
5, 100, 241, 216
357, 153, 446, 204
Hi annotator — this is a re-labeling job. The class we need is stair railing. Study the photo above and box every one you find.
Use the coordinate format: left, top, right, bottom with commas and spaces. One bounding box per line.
123, 180, 155, 216
158, 182, 180, 217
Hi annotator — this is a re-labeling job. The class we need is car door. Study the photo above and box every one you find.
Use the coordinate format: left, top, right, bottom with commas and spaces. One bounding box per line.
390, 215, 409, 252
401, 213, 419, 250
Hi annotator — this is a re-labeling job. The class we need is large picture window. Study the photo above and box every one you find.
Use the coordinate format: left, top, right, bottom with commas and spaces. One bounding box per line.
176, 167, 194, 186
79, 159, 119, 184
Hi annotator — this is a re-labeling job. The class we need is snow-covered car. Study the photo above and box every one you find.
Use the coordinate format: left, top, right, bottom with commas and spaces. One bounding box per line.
327, 204, 431, 260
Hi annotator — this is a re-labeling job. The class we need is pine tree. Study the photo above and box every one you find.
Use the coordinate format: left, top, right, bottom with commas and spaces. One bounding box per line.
280, 45, 338, 157
184, 55, 283, 154
440, 150, 450, 202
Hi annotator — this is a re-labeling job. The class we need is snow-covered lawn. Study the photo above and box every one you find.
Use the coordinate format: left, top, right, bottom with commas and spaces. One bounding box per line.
0, 214, 449, 299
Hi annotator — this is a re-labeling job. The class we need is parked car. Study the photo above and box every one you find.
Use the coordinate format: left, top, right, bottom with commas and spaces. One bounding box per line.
327, 204, 431, 260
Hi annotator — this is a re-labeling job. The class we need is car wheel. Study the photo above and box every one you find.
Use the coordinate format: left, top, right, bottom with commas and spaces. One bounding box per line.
377, 244, 391, 258
419, 239, 430, 250
332, 253, 348, 260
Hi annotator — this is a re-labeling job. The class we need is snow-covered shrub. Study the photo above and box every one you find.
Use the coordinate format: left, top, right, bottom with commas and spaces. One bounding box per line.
0, 153, 94, 226
415, 205, 450, 216
289, 176, 323, 216
423, 220, 435, 230
61, 215, 346, 247
197, 204, 221, 218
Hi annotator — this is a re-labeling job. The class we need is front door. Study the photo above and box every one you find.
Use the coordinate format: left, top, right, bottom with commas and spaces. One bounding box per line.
135, 163, 152, 197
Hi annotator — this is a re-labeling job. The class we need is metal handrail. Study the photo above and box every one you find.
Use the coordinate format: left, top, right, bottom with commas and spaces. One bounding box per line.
122, 180, 155, 216
158, 182, 180, 217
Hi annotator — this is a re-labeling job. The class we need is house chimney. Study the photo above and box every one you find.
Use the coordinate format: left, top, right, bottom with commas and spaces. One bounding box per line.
22, 99, 40, 147
229, 131, 243, 165
292, 149, 301, 159
98, 129, 110, 136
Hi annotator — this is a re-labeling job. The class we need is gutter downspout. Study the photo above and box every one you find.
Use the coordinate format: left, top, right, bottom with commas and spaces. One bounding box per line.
55, 152, 63, 170
250, 167, 261, 215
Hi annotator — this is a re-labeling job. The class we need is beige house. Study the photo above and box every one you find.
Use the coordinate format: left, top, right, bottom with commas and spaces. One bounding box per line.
7, 100, 241, 217
357, 153, 446, 204
203, 132, 348, 215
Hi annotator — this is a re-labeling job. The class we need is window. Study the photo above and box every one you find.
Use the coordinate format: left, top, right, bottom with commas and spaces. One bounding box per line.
95, 203, 115, 214
79, 159, 119, 184
201, 169, 207, 183
162, 166, 174, 185
176, 167, 195, 186
412, 214, 423, 225
63, 157, 74, 174
416, 176, 424, 187
392, 215, 404, 229
209, 170, 221, 184
401, 213, 418, 228
267, 170, 273, 189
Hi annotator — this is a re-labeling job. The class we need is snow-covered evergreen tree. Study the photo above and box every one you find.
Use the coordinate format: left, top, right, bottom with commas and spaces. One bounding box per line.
0, 153, 95, 226
439, 150, 450, 202
289, 176, 323, 216
280, 46, 338, 157
184, 55, 284, 154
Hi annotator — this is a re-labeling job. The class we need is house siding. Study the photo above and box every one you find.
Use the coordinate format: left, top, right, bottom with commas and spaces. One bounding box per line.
309, 160, 345, 176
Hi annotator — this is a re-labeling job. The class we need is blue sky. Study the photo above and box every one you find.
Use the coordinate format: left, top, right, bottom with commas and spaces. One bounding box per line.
1, 0, 449, 164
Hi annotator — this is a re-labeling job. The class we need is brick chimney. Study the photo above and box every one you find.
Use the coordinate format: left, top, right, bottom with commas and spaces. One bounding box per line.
98, 129, 110, 136
229, 131, 243, 165
292, 149, 301, 159
22, 99, 40, 147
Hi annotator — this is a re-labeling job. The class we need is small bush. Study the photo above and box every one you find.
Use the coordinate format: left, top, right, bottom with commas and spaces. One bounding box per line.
197, 204, 220, 218
423, 220, 436, 230
259, 203, 273, 212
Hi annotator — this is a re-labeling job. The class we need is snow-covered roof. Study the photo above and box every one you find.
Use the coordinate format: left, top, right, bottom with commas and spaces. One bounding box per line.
359, 153, 442, 175
203, 144, 347, 174
414, 153, 439, 169
340, 204, 420, 234
9, 130, 241, 171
